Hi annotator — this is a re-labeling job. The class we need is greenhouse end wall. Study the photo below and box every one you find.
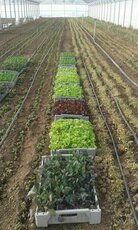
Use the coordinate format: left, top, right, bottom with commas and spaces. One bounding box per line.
40, 4, 88, 17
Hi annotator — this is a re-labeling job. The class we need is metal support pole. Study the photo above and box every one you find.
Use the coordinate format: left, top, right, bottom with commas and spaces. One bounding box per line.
35, 3, 36, 18
123, 0, 126, 27
37, 3, 39, 18
101, 2, 104, 20
98, 1, 100, 19
36, 4, 38, 18
104, 2, 106, 21
38, 3, 40, 17
0, 12, 2, 29
106, 2, 109, 21
51, 4, 52, 17
9, 0, 12, 18
118, 0, 121, 25
96, 3, 98, 19
33, 3, 34, 18
25, 0, 27, 18
13, 0, 17, 23
99, 0, 101, 20
23, 0, 26, 19
28, 1, 30, 18
3, 0, 7, 20
130, 0, 134, 28
109, 1, 112, 22
20, 0, 23, 18
113, 0, 116, 24
30, 2, 32, 18
17, 0, 20, 22
64, 1, 65, 18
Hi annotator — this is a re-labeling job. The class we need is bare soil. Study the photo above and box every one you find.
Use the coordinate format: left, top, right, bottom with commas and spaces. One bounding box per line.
0, 19, 137, 230
0, 19, 62, 230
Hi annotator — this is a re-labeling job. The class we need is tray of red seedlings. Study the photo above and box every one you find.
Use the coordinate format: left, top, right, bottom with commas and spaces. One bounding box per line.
53, 99, 89, 116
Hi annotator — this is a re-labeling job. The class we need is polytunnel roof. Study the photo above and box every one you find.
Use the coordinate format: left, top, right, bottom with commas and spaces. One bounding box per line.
0, 0, 126, 5
34, 0, 127, 5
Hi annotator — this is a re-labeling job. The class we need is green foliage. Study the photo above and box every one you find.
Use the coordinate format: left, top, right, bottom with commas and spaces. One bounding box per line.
0, 71, 17, 81
59, 57, 75, 65
55, 73, 80, 84
57, 66, 77, 74
53, 84, 83, 98
35, 154, 95, 211
49, 119, 96, 150
60, 52, 75, 57
0, 56, 28, 71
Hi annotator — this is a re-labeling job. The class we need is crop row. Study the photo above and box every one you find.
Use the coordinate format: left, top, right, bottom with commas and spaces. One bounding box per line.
28, 51, 101, 227
80, 18, 138, 83
70, 19, 138, 228
0, 21, 63, 146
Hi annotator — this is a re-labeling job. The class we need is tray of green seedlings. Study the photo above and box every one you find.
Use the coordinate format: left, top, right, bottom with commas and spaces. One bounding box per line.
60, 52, 75, 58
0, 71, 19, 101
57, 66, 77, 74
53, 84, 84, 101
28, 153, 101, 227
58, 58, 75, 66
55, 72, 80, 85
0, 82, 10, 101
0, 70, 18, 83
0, 55, 28, 71
49, 119, 96, 157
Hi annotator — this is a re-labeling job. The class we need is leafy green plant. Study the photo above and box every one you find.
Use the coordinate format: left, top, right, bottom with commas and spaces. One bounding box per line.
35, 154, 95, 211
55, 73, 80, 84
59, 57, 75, 65
49, 119, 96, 150
60, 52, 75, 57
0, 71, 17, 81
0, 56, 28, 71
57, 66, 77, 74
53, 84, 83, 98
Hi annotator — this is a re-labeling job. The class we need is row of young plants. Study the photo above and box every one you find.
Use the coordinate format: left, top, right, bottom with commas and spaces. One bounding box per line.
77, 20, 138, 126
0, 23, 65, 230
81, 18, 138, 78
30, 51, 101, 227
70, 19, 134, 229
70, 19, 138, 227
0, 20, 57, 104
0, 21, 63, 146
0, 55, 28, 101
72, 18, 138, 171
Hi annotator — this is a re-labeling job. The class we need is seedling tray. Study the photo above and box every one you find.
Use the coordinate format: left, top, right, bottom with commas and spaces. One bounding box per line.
53, 99, 89, 116
0, 69, 23, 102
34, 156, 101, 227
54, 114, 89, 121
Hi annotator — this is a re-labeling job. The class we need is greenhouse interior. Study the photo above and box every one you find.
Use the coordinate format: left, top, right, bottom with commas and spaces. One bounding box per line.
0, 0, 138, 230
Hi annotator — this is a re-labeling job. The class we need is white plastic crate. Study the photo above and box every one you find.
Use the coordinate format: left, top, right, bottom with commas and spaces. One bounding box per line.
35, 205, 101, 227
34, 156, 101, 227
54, 114, 89, 121
51, 148, 96, 158
54, 96, 84, 102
